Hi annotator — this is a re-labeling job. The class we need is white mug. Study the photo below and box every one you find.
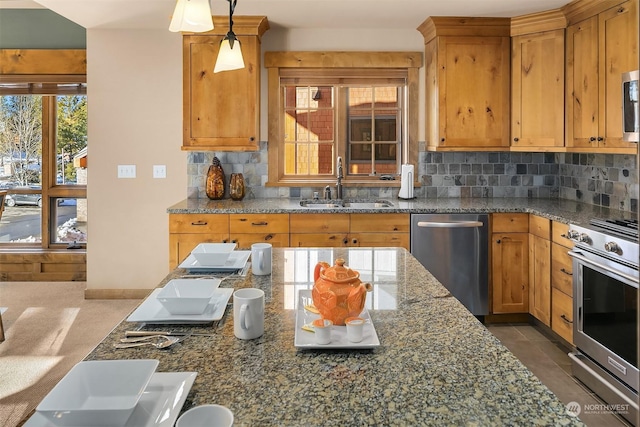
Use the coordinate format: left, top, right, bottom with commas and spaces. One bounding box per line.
251, 243, 272, 275
345, 317, 365, 343
233, 288, 265, 340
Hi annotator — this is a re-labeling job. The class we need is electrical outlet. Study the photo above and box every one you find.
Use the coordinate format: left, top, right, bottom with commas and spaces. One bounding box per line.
153, 165, 166, 179
117, 165, 136, 178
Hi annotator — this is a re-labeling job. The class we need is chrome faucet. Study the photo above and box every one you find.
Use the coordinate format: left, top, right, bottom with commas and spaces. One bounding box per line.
336, 156, 344, 200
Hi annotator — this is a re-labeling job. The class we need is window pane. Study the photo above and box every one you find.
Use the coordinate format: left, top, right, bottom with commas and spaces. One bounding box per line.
0, 203, 42, 243
56, 95, 87, 185
53, 198, 87, 244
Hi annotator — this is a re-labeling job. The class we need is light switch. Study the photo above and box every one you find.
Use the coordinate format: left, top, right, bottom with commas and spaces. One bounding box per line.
117, 165, 136, 178
153, 165, 166, 179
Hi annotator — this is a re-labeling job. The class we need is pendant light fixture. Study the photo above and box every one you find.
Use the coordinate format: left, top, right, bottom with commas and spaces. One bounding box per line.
213, 0, 244, 73
169, 0, 214, 33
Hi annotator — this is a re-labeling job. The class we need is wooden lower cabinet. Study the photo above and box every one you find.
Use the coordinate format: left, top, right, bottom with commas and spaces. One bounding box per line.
551, 287, 574, 344
528, 215, 551, 326
491, 232, 529, 313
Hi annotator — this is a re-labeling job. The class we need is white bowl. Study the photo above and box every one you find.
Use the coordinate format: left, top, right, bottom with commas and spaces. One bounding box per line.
176, 404, 234, 427
36, 359, 159, 426
157, 279, 219, 315
191, 243, 237, 266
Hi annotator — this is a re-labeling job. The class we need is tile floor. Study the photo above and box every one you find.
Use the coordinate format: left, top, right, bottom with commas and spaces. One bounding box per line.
485, 323, 634, 427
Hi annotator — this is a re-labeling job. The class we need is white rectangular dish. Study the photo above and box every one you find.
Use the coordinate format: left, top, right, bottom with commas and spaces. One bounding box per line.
26, 372, 197, 427
127, 287, 233, 324
36, 359, 159, 426
179, 250, 250, 273
294, 290, 380, 350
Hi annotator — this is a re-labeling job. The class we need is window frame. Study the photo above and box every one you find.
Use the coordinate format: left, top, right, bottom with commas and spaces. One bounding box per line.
0, 49, 87, 249
265, 51, 422, 187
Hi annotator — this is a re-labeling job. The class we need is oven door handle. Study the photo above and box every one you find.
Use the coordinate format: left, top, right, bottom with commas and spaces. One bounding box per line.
568, 250, 639, 286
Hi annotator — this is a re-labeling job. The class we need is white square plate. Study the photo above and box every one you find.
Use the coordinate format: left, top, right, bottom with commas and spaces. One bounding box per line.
156, 279, 220, 315
26, 372, 197, 427
179, 250, 250, 273
190, 243, 237, 266
294, 290, 380, 349
127, 287, 233, 324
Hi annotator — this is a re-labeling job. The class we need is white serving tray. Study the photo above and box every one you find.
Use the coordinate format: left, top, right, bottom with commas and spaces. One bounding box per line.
294, 290, 380, 350
127, 287, 233, 324
25, 372, 197, 427
179, 250, 250, 273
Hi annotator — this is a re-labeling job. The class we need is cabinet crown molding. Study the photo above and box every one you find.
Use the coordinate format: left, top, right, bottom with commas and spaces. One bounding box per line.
562, 0, 631, 25
417, 17, 510, 43
511, 9, 567, 36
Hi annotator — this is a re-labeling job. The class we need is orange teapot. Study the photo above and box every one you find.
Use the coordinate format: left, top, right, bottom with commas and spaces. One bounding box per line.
312, 258, 372, 326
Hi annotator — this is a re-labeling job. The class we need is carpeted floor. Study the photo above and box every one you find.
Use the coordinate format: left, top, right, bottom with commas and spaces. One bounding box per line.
0, 282, 141, 427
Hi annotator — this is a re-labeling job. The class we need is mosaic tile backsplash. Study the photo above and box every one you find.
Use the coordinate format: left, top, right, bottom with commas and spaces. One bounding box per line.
187, 142, 638, 213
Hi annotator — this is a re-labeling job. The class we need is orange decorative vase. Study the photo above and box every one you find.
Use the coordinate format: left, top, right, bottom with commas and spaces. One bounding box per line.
206, 157, 225, 200
312, 258, 372, 326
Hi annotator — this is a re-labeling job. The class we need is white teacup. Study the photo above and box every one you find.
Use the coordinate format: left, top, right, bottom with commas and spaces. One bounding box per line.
251, 243, 272, 275
313, 318, 332, 345
233, 288, 265, 340
345, 317, 365, 343
176, 404, 234, 427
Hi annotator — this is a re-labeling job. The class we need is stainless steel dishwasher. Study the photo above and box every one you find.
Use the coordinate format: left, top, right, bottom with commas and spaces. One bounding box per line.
410, 214, 489, 316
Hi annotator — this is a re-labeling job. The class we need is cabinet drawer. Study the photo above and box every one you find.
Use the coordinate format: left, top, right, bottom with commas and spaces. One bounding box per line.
169, 214, 229, 234
529, 215, 550, 239
230, 233, 289, 250
350, 214, 409, 233
552, 221, 573, 248
352, 233, 409, 249
492, 213, 528, 232
290, 233, 349, 247
229, 214, 289, 234
290, 213, 350, 233
551, 242, 573, 296
551, 287, 573, 345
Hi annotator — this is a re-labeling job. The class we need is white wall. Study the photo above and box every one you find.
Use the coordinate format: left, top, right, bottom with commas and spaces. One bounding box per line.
86, 29, 186, 295
85, 26, 424, 294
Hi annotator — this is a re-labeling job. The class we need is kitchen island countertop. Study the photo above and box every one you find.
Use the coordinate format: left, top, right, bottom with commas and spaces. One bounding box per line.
167, 197, 636, 227
84, 247, 584, 426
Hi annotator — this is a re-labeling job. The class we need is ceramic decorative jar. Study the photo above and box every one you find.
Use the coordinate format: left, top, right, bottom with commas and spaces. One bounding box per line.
206, 157, 225, 200
229, 173, 245, 201
312, 258, 372, 326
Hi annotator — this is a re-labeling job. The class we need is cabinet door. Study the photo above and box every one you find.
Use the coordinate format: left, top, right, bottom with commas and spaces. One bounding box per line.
551, 242, 573, 296
551, 287, 574, 344
511, 30, 565, 150
492, 233, 529, 313
183, 35, 260, 150
529, 234, 551, 326
434, 36, 510, 150
566, 15, 600, 149
598, 0, 638, 150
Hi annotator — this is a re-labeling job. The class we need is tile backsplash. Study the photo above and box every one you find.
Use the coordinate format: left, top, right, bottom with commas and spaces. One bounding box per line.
187, 143, 638, 213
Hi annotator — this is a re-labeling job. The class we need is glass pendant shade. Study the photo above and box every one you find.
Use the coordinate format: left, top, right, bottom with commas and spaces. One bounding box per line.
169, 0, 214, 33
214, 37, 244, 73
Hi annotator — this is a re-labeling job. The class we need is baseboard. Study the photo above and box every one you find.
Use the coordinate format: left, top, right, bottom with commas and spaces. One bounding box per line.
84, 288, 152, 299
484, 313, 530, 323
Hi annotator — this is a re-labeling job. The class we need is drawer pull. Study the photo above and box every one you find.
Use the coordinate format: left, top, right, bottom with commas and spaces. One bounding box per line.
560, 314, 573, 324
251, 221, 268, 226
191, 221, 208, 226
560, 268, 573, 276
265, 234, 274, 241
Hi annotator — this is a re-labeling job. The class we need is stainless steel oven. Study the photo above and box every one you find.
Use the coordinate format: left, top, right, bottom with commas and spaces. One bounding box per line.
568, 219, 638, 426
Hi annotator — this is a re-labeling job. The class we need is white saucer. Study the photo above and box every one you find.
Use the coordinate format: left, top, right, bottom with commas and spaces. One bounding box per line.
127, 288, 233, 324
179, 250, 250, 273
25, 372, 197, 427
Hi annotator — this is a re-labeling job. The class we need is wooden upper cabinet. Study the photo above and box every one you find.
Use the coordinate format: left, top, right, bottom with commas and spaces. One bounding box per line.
510, 10, 566, 151
565, 0, 638, 153
182, 16, 269, 151
418, 17, 511, 151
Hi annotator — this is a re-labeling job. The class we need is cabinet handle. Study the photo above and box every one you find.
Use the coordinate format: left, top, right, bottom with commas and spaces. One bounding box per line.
597, 136, 603, 141
441, 138, 445, 142
560, 268, 573, 276
250, 137, 255, 142
251, 221, 268, 226
191, 221, 208, 226
265, 234, 274, 241
589, 137, 596, 142
343, 238, 348, 245
513, 137, 519, 142
352, 238, 358, 244
560, 314, 573, 324
496, 239, 501, 244
393, 227, 398, 231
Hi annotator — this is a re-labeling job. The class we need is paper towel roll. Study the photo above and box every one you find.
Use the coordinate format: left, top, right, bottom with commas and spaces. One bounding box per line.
398, 164, 414, 199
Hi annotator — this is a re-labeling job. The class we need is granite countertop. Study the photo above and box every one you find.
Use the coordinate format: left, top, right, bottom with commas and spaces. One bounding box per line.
85, 247, 584, 426
167, 197, 636, 227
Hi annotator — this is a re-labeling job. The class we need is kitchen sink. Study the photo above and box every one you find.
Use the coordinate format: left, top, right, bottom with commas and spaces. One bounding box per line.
299, 200, 394, 209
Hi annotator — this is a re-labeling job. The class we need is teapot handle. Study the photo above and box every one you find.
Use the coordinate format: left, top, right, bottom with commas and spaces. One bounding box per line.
314, 261, 329, 282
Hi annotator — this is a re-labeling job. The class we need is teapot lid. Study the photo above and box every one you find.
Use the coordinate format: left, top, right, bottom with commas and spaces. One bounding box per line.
320, 258, 360, 282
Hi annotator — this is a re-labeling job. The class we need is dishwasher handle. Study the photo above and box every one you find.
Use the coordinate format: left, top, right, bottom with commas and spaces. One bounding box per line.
416, 221, 483, 228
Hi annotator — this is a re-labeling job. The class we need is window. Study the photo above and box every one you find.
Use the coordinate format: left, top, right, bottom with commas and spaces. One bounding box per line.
266, 52, 421, 187
0, 84, 87, 248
